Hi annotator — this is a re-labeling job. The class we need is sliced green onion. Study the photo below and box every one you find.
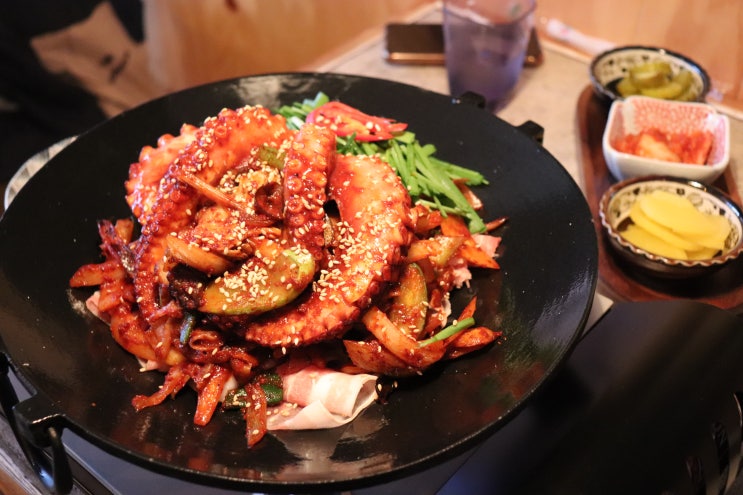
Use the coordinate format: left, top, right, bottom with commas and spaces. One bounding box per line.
416, 199, 461, 215
389, 140, 417, 196
393, 131, 417, 145
437, 159, 488, 185
222, 387, 250, 409
179, 312, 196, 344
361, 142, 378, 155
223, 375, 284, 409
286, 116, 306, 130
258, 372, 282, 388
418, 317, 475, 347
274, 91, 489, 233
260, 383, 283, 406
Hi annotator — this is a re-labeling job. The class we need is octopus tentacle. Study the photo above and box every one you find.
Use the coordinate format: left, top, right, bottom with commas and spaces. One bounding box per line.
125, 124, 198, 225
241, 153, 414, 348
282, 123, 335, 260
133, 106, 291, 324
70, 219, 185, 367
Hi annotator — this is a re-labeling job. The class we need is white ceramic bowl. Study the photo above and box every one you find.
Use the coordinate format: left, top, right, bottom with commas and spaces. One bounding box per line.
599, 176, 743, 278
602, 96, 730, 183
590, 45, 710, 103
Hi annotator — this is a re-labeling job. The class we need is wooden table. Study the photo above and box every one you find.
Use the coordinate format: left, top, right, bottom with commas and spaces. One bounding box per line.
2, 4, 742, 493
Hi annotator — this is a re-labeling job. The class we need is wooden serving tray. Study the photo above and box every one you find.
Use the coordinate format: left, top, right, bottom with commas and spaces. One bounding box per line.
576, 85, 743, 314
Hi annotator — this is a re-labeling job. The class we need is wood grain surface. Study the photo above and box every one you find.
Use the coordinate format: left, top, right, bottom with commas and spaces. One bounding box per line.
142, 0, 434, 93
538, 0, 743, 110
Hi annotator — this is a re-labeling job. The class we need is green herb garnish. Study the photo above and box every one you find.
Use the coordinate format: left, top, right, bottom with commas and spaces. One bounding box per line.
275, 92, 488, 233
417, 317, 475, 347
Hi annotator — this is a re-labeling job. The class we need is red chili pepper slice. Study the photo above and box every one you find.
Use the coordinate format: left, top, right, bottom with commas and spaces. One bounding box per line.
306, 101, 408, 142
242, 382, 267, 448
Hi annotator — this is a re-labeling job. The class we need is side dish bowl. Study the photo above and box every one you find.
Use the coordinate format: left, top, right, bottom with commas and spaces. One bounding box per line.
599, 176, 743, 278
602, 96, 730, 183
590, 45, 710, 104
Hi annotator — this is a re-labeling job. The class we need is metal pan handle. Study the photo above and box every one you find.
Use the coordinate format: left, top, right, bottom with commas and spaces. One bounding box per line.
515, 120, 544, 144
0, 353, 73, 494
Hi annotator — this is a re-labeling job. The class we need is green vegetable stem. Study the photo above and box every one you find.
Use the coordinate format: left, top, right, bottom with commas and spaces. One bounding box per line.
276, 92, 488, 233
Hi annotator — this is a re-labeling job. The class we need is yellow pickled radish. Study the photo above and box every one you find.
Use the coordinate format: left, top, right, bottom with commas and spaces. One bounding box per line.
683, 213, 731, 251
638, 190, 717, 237
620, 223, 687, 259
686, 246, 720, 260
619, 189, 732, 260
628, 201, 703, 252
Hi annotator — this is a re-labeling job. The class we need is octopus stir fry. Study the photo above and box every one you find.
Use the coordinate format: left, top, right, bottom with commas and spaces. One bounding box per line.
70, 97, 506, 447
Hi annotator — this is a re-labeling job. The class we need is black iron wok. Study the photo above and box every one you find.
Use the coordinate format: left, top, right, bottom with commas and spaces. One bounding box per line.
0, 73, 597, 493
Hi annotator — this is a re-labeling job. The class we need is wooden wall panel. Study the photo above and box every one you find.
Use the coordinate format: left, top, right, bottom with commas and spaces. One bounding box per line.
537, 0, 743, 106
143, 0, 433, 93
141, 1, 741, 107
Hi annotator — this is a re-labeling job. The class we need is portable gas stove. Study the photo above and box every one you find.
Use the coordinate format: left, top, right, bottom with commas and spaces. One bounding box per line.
4, 297, 743, 495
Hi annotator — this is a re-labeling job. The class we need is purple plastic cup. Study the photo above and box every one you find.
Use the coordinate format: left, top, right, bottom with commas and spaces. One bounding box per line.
443, 0, 536, 112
